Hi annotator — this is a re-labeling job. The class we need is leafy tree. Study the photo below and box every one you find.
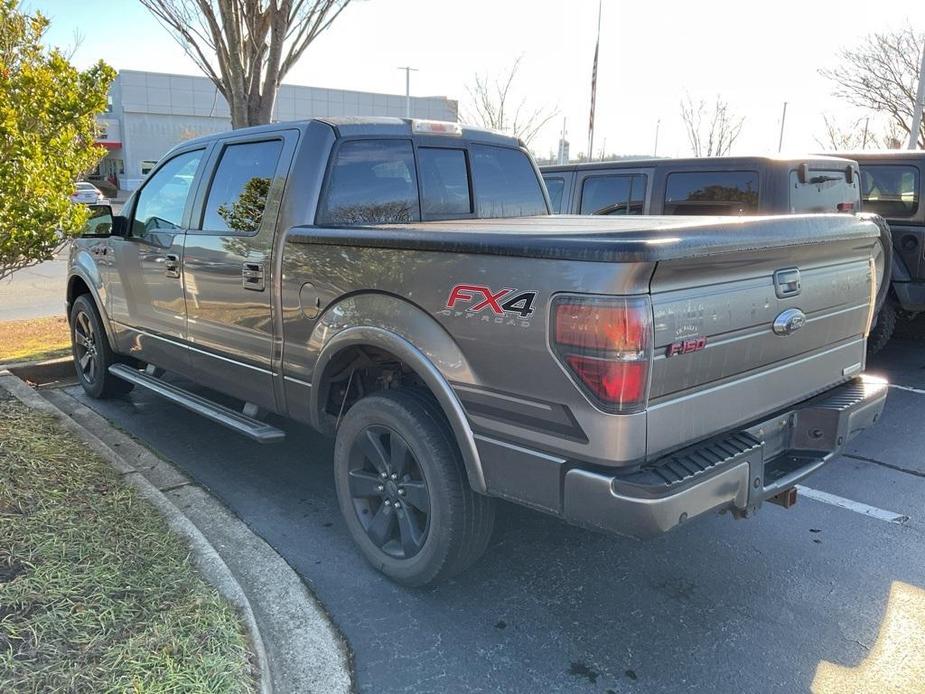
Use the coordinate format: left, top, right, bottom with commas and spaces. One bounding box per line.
217, 176, 271, 232
0, 1, 115, 281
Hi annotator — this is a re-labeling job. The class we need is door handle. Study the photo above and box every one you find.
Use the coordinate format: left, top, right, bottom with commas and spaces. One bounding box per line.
164, 253, 180, 279
242, 261, 265, 291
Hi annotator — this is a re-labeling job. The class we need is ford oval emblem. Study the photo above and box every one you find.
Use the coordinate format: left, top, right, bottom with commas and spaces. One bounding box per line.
772, 308, 806, 336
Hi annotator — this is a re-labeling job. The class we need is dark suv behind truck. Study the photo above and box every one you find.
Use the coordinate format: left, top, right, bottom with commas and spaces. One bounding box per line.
67, 120, 888, 586
836, 151, 924, 343
541, 155, 895, 350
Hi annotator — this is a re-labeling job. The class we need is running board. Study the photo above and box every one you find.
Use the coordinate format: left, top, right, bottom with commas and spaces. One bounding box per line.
108, 364, 285, 443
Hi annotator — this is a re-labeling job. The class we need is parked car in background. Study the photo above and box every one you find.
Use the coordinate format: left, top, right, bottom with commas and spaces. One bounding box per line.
66, 119, 887, 586
541, 155, 895, 351
70, 181, 106, 205
832, 151, 924, 348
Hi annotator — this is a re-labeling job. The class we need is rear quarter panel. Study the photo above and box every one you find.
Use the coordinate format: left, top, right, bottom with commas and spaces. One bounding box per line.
278, 238, 655, 465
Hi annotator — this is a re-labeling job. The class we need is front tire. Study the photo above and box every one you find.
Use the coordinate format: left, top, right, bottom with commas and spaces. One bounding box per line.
69, 294, 133, 398
333, 390, 494, 587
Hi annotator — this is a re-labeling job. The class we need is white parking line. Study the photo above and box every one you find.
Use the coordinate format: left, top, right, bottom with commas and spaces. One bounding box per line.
889, 384, 925, 396
795, 485, 910, 525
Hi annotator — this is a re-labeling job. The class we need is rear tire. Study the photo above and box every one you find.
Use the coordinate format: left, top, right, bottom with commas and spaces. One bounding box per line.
69, 294, 133, 399
333, 389, 494, 587
867, 296, 897, 356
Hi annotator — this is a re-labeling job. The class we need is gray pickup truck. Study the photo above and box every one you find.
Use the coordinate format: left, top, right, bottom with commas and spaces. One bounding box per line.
68, 118, 888, 586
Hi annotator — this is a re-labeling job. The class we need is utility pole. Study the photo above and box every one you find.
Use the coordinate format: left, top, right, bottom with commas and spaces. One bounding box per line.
397, 66, 418, 118
862, 117, 870, 149
586, 0, 602, 161
653, 119, 660, 156
907, 42, 925, 149
777, 101, 788, 152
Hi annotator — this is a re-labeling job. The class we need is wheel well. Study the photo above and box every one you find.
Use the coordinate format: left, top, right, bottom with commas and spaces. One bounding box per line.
318, 344, 433, 430
67, 276, 91, 313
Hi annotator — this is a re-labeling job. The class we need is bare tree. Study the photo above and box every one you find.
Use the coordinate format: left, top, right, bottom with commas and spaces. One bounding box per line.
139, 0, 352, 128
680, 94, 744, 157
815, 113, 905, 151
465, 56, 557, 146
821, 28, 925, 149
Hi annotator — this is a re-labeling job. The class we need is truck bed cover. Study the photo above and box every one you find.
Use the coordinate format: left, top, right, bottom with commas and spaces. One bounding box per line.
288, 214, 879, 263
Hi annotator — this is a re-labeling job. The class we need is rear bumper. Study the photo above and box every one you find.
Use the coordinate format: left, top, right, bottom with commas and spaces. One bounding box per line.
559, 375, 888, 538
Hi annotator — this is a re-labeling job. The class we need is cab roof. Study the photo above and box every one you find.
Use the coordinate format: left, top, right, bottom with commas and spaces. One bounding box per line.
541, 153, 857, 173
178, 117, 520, 149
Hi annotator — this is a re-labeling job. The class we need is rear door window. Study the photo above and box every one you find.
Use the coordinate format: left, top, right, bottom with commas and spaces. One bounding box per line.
418, 147, 471, 217
543, 176, 566, 213
664, 171, 759, 215
201, 139, 284, 233
860, 165, 920, 218
789, 168, 860, 213
470, 145, 547, 218
319, 139, 420, 225
580, 174, 647, 215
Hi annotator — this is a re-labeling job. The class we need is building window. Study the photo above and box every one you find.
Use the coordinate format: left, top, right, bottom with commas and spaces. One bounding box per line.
140, 160, 158, 176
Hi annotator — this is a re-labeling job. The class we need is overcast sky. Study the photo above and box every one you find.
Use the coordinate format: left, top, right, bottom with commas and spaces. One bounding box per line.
31, 0, 925, 158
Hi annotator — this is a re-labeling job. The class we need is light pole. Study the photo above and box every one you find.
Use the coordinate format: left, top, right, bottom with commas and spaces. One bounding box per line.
653, 119, 660, 156
397, 66, 418, 118
778, 101, 788, 152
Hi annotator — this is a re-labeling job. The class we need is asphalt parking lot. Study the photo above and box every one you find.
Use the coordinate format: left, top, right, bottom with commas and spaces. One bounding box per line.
50, 330, 925, 693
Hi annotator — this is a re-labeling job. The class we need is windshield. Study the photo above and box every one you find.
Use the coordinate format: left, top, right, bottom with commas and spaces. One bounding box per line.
789, 168, 860, 213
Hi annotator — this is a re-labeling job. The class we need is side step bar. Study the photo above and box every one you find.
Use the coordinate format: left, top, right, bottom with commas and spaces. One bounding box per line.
108, 364, 285, 443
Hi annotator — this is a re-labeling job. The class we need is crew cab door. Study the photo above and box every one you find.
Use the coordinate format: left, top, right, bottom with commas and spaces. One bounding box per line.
181, 130, 297, 410
108, 146, 209, 373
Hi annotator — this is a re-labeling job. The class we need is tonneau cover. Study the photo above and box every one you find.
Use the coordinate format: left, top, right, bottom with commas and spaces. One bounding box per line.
287, 214, 879, 264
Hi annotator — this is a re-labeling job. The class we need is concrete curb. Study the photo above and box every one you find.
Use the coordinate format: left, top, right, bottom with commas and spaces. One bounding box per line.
0, 370, 353, 694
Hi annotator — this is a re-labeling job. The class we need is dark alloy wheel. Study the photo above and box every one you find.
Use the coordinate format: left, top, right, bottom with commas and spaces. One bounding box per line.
347, 425, 431, 559
334, 390, 495, 587
72, 308, 100, 384
69, 294, 133, 399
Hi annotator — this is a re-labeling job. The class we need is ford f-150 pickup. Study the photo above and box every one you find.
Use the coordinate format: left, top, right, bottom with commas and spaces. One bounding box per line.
67, 118, 888, 586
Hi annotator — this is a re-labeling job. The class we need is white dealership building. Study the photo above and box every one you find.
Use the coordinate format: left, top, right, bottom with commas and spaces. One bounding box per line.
94, 69, 459, 191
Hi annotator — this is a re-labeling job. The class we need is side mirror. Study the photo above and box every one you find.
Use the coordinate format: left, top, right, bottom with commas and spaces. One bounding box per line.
80, 204, 127, 238
797, 163, 810, 184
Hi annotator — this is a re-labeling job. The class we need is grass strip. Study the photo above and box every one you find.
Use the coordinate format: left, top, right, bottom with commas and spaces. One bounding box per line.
0, 316, 71, 364
0, 396, 256, 693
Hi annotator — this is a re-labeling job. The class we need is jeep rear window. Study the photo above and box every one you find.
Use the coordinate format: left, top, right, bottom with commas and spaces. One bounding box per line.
470, 145, 547, 218
580, 174, 646, 215
664, 171, 759, 215
543, 176, 566, 213
789, 169, 860, 213
319, 139, 420, 225
860, 165, 920, 219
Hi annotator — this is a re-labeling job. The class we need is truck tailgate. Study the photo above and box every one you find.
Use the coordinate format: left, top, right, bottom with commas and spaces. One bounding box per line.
646, 232, 876, 459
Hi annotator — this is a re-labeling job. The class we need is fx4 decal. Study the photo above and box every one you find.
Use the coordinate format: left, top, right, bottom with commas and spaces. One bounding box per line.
441, 284, 538, 327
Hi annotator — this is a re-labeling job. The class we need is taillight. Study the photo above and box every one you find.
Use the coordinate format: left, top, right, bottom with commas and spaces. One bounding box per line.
551, 295, 653, 413
837, 202, 855, 212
